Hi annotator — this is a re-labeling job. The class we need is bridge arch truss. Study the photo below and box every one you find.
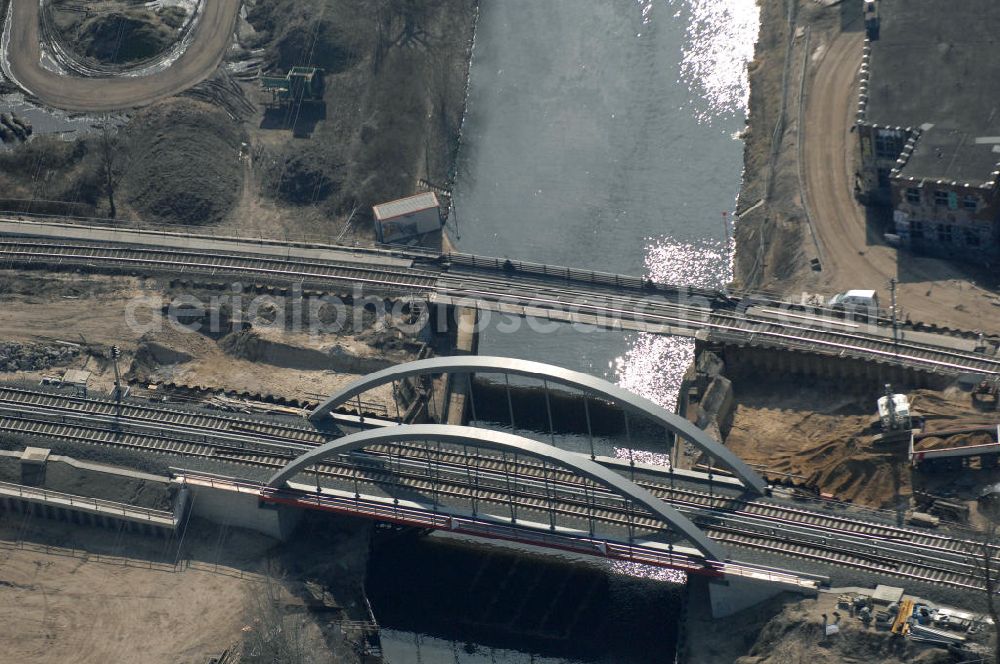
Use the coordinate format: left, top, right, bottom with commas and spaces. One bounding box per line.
266, 424, 726, 561
307, 356, 767, 494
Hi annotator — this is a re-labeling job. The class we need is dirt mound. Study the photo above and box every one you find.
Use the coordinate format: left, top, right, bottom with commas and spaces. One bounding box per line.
726, 379, 1000, 507
917, 430, 997, 451
263, 141, 342, 205
123, 99, 245, 225
0, 342, 79, 373
48, 1, 187, 66
218, 328, 264, 362
75, 11, 176, 64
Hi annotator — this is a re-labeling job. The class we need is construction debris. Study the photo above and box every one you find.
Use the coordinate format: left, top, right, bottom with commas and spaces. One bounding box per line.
0, 342, 80, 372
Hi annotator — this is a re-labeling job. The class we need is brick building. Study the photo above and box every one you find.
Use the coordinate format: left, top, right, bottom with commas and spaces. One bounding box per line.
855, 0, 1000, 259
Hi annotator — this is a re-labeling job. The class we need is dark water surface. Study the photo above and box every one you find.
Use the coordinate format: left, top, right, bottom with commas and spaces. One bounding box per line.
451, 0, 757, 410
370, 1, 758, 661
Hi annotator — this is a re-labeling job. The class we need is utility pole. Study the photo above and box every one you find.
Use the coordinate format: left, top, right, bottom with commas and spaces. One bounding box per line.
889, 278, 899, 347
110, 345, 123, 416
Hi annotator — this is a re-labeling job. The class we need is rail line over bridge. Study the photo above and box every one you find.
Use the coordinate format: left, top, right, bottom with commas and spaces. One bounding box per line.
0, 218, 998, 377
0, 378, 994, 593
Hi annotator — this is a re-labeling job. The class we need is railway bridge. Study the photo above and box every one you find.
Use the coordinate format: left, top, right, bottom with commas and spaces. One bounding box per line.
0, 355, 994, 616
0, 218, 998, 379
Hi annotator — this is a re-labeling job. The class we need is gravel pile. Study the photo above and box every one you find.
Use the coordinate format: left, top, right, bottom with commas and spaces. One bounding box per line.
123, 99, 244, 226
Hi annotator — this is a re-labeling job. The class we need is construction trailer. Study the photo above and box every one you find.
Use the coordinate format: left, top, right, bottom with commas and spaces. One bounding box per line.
373, 192, 442, 244
261, 67, 324, 107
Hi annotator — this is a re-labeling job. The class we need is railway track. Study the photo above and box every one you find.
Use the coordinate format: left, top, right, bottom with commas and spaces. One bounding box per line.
0, 385, 989, 555
0, 234, 997, 375
0, 388, 992, 590
0, 239, 439, 293
435, 271, 1000, 376
0, 384, 331, 446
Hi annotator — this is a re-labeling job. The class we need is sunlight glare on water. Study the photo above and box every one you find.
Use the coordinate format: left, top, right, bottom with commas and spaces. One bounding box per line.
611, 239, 736, 585
674, 0, 760, 123
614, 0, 756, 413
613, 236, 735, 443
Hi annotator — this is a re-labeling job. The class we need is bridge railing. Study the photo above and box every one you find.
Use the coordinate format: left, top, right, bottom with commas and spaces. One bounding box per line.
175, 470, 714, 573
173, 470, 829, 588
0, 479, 176, 524
445, 252, 723, 298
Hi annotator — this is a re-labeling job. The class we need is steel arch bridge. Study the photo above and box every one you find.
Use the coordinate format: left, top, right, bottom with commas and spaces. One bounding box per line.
307, 355, 767, 495
265, 424, 727, 562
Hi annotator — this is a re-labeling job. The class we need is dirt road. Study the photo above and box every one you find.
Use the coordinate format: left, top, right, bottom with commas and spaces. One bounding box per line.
1, 0, 241, 111
803, 31, 997, 330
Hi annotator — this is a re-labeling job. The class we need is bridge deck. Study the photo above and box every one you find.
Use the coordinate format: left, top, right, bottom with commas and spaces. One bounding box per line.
0, 384, 990, 591
180, 471, 824, 590
0, 218, 996, 378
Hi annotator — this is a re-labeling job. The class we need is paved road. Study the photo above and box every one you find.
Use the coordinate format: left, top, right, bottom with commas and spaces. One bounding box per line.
2, 0, 241, 111
802, 31, 995, 330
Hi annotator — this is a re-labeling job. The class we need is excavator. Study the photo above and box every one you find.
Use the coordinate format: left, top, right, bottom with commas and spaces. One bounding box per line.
972, 379, 999, 411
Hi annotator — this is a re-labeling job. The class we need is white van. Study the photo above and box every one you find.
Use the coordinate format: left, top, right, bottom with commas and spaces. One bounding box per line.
828, 289, 879, 310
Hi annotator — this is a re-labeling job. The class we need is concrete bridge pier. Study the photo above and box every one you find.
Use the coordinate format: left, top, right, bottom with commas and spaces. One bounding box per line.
698, 574, 818, 618
187, 481, 302, 541
446, 306, 480, 424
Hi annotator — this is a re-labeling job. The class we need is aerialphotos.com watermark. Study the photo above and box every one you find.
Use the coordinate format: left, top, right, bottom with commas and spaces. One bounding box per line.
123, 282, 886, 338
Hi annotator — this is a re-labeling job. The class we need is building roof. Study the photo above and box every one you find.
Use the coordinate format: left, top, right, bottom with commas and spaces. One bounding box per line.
897, 127, 1000, 185
373, 192, 439, 221
863, 0, 1000, 182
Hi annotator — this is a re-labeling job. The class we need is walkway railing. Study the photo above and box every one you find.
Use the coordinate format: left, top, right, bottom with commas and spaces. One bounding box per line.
176, 470, 823, 589
0, 479, 176, 526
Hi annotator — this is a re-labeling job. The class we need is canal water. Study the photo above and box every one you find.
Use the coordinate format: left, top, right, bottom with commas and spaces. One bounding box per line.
369, 1, 759, 661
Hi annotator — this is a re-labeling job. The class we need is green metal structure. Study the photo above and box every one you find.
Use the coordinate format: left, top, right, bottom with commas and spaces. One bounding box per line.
261, 67, 323, 106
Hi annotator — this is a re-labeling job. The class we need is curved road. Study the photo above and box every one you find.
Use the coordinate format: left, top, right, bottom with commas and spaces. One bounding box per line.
2, 0, 241, 111
803, 31, 994, 330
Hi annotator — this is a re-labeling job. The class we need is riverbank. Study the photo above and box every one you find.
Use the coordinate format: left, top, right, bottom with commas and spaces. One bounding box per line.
733, 0, 847, 291
733, 0, 999, 331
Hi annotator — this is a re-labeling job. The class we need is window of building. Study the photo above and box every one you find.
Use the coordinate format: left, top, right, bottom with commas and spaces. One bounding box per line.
906, 188, 920, 204
936, 223, 953, 243
965, 228, 981, 247
910, 220, 924, 240
934, 190, 949, 206
963, 195, 978, 211
875, 133, 903, 160
877, 168, 891, 188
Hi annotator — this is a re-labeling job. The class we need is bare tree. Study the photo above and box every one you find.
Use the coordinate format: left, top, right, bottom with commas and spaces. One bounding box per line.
239, 573, 314, 664
969, 519, 1000, 664
99, 118, 123, 219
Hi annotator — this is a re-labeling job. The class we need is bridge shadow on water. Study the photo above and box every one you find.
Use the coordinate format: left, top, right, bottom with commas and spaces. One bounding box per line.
366, 529, 683, 663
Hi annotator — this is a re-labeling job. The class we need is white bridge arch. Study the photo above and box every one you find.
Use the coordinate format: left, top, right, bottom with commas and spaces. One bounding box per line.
308, 356, 767, 494
266, 424, 727, 561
